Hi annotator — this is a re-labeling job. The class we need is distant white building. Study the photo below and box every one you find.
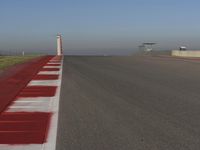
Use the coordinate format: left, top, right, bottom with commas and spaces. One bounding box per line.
139, 43, 156, 52
179, 46, 187, 51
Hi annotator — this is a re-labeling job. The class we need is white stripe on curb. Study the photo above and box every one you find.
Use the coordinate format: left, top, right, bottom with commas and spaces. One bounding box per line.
47, 62, 61, 64
28, 80, 59, 86
43, 66, 61, 68
38, 71, 60, 75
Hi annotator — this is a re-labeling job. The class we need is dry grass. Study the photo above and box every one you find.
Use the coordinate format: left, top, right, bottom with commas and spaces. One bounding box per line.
0, 55, 39, 70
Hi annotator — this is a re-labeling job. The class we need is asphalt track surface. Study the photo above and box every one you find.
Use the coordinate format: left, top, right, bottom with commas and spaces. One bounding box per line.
56, 55, 200, 150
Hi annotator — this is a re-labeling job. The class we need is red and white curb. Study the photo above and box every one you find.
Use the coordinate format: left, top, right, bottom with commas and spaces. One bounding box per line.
0, 56, 63, 150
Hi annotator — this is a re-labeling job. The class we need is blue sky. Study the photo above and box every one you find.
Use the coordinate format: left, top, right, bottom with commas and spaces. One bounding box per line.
0, 0, 200, 55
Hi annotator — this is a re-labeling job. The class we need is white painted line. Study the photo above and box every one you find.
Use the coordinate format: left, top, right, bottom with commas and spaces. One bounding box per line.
47, 63, 61, 65
28, 80, 59, 86
43, 66, 61, 68
38, 71, 59, 75
49, 59, 61, 60
0, 144, 42, 150
50, 58, 61, 60
7, 105, 49, 109
15, 97, 53, 102
9, 101, 50, 107
42, 58, 63, 150
6, 104, 52, 112
49, 61, 61, 63
6, 97, 54, 112
9, 106, 46, 108
6, 108, 50, 112
15, 100, 47, 103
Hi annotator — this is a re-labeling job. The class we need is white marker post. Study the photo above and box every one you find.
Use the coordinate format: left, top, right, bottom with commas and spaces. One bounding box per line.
57, 34, 63, 56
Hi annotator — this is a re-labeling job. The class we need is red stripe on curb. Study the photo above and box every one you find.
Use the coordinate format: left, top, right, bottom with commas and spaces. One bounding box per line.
18, 86, 57, 97
41, 68, 60, 71
0, 112, 51, 144
33, 75, 59, 80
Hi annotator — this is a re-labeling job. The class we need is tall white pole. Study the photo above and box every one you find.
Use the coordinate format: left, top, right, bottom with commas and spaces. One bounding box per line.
57, 34, 63, 55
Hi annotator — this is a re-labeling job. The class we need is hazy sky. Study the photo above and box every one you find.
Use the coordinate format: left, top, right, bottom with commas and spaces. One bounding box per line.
0, 0, 200, 55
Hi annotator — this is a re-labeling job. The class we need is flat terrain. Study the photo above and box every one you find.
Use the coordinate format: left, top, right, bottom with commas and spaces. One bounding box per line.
0, 56, 38, 70
57, 55, 200, 150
